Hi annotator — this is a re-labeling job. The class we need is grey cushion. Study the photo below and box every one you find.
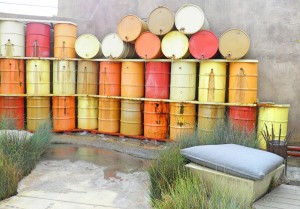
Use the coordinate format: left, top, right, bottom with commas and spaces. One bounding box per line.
181, 144, 284, 180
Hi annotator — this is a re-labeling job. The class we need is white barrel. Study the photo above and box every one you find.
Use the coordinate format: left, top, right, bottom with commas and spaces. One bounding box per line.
0, 21, 25, 57
78, 96, 98, 129
170, 62, 196, 101
75, 34, 102, 58
175, 4, 209, 35
161, 31, 189, 59
53, 60, 76, 95
101, 33, 135, 59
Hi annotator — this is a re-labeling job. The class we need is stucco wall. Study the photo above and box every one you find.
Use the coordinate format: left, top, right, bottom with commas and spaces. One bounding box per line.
0, 0, 299, 144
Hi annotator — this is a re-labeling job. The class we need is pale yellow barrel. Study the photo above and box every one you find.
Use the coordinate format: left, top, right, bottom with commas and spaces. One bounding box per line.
161, 31, 189, 59
98, 98, 120, 133
75, 34, 102, 59
120, 100, 143, 136
53, 60, 76, 95
78, 97, 98, 130
170, 103, 196, 140
0, 20, 25, 57
199, 62, 227, 102
26, 60, 50, 95
77, 61, 99, 94
26, 97, 50, 131
170, 62, 196, 101
198, 105, 225, 139
257, 105, 289, 149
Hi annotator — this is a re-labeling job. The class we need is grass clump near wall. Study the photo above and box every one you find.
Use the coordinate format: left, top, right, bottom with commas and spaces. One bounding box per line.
0, 118, 52, 200
149, 123, 258, 209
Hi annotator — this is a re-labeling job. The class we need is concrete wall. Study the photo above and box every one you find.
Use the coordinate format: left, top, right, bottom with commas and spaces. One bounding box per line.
1, 0, 299, 144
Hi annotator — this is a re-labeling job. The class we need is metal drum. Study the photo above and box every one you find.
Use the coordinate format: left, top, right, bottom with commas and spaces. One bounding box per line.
99, 62, 121, 96
148, 6, 174, 36
98, 98, 120, 133
135, 32, 163, 59
54, 23, 77, 58
161, 31, 189, 59
228, 106, 257, 133
120, 100, 143, 136
26, 97, 50, 131
121, 62, 144, 98
0, 97, 24, 129
78, 96, 98, 130
77, 61, 99, 94
75, 34, 102, 59
53, 60, 76, 95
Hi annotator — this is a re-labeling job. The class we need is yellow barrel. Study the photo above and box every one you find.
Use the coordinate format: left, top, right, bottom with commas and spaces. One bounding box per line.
120, 100, 143, 136
78, 96, 98, 130
54, 23, 77, 58
170, 62, 196, 101
0, 20, 25, 57
198, 105, 225, 139
26, 60, 50, 95
161, 31, 189, 59
26, 97, 50, 131
53, 60, 76, 95
170, 103, 196, 140
219, 29, 250, 60
229, 62, 258, 103
77, 61, 99, 94
75, 34, 102, 59
121, 62, 144, 98
98, 98, 120, 133
257, 105, 289, 149
199, 62, 227, 102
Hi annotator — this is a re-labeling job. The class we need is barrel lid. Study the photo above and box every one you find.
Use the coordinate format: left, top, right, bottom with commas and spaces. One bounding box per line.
189, 30, 219, 59
219, 29, 250, 60
148, 6, 174, 35
117, 14, 147, 42
135, 31, 162, 59
161, 31, 189, 59
175, 4, 205, 35
75, 34, 101, 59
101, 33, 125, 59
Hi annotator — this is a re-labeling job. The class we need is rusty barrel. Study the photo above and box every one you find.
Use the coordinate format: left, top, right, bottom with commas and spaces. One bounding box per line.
144, 101, 169, 139
52, 96, 76, 131
135, 32, 163, 59
0, 97, 24, 129
77, 61, 99, 95
120, 100, 143, 136
121, 62, 144, 98
228, 106, 257, 133
170, 103, 196, 140
27, 97, 50, 131
228, 62, 258, 103
78, 97, 98, 130
0, 59, 24, 94
54, 23, 77, 58
99, 62, 121, 96
98, 98, 120, 133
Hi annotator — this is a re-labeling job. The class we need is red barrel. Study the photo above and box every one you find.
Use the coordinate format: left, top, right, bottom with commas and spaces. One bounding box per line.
145, 62, 170, 99
228, 106, 257, 133
99, 62, 121, 96
189, 30, 218, 59
0, 97, 24, 129
26, 23, 51, 57
135, 32, 163, 59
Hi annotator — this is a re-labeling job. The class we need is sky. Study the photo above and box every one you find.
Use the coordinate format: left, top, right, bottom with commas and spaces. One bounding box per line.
0, 0, 58, 17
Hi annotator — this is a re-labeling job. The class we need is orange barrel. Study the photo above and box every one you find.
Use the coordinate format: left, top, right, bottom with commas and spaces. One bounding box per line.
257, 105, 289, 149
0, 20, 25, 57
54, 23, 77, 58
189, 30, 219, 59
0, 59, 24, 94
198, 105, 225, 138
0, 97, 24, 129
75, 34, 102, 59
170, 62, 196, 101
170, 103, 196, 140
145, 62, 170, 99
135, 32, 163, 59
219, 29, 250, 59
148, 6, 174, 36
101, 33, 135, 59
52, 96, 76, 131
98, 98, 120, 133
161, 31, 189, 59
144, 101, 169, 139
26, 60, 50, 95
53, 60, 76, 95
228, 62, 258, 103
121, 62, 144, 98
198, 62, 226, 102
78, 97, 98, 130
175, 4, 209, 35
26, 97, 50, 131
99, 62, 121, 96
77, 61, 99, 95
26, 23, 51, 57
117, 14, 148, 43
228, 106, 257, 133
120, 100, 143, 136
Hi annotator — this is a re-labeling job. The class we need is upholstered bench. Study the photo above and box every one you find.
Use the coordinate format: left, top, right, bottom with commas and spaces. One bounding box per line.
181, 144, 285, 203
